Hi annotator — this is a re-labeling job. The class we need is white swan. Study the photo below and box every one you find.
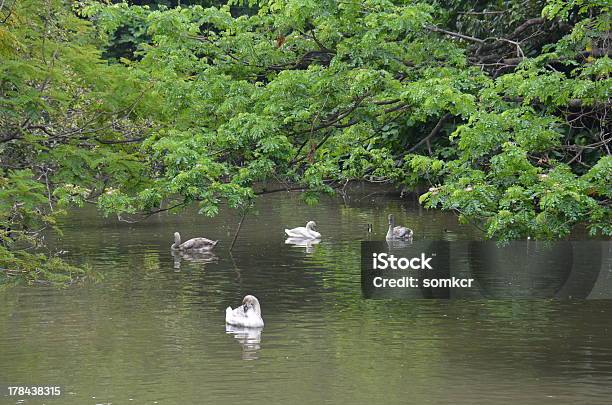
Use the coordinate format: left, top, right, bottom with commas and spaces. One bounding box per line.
171, 232, 218, 252
225, 295, 264, 328
386, 214, 413, 240
285, 221, 321, 239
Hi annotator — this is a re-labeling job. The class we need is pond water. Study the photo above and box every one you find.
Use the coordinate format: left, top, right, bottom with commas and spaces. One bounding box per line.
1, 186, 611, 404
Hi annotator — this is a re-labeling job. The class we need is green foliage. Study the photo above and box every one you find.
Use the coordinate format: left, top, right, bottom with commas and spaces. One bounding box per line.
0, 0, 151, 284
80, 0, 486, 218
0, 169, 97, 285
1, 0, 609, 286
80, 0, 612, 241
0, 247, 94, 286
416, 0, 610, 240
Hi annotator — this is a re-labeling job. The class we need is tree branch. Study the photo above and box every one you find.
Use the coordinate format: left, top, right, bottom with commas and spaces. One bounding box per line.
425, 25, 484, 43
408, 113, 452, 153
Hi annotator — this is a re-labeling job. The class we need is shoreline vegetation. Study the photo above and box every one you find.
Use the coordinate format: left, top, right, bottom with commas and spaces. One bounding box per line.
1, 0, 610, 285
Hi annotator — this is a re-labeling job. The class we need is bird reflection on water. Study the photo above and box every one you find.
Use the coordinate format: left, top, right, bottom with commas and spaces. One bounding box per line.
284, 237, 320, 253
171, 249, 219, 270
225, 324, 262, 360
385, 238, 413, 250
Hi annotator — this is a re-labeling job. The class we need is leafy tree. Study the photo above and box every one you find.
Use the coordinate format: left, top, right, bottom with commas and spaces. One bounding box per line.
96, 1, 252, 60
85, 0, 610, 240
0, 0, 609, 284
0, 0, 152, 283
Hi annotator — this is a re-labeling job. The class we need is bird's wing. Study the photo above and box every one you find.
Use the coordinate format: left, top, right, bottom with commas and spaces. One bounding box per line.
226, 305, 264, 327
285, 227, 309, 238
180, 237, 217, 249
226, 306, 239, 324
394, 226, 412, 238
226, 305, 248, 324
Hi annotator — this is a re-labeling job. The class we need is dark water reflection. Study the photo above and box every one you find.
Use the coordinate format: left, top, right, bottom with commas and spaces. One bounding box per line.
1, 187, 611, 404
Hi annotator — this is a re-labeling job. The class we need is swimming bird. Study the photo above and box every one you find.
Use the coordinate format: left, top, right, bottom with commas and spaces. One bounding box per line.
284, 221, 321, 239
171, 232, 218, 252
386, 214, 413, 240
225, 295, 264, 328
